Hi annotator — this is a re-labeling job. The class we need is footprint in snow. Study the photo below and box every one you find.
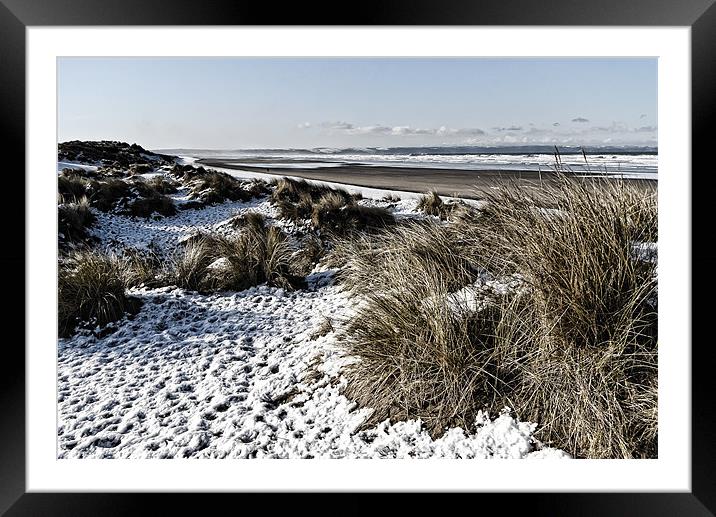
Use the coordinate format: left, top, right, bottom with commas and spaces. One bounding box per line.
94, 435, 122, 448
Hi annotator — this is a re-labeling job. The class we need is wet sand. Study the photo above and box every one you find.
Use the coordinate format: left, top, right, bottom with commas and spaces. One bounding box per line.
199, 160, 657, 200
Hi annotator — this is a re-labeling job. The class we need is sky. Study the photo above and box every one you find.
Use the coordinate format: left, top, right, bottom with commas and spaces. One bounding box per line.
58, 57, 657, 149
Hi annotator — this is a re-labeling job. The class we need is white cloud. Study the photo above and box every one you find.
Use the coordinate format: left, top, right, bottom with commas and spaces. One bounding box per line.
306, 120, 656, 146
314, 121, 485, 138
320, 121, 356, 130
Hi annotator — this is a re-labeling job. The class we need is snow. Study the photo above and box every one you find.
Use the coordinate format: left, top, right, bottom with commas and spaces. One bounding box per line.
57, 160, 99, 173
632, 241, 658, 263
58, 165, 568, 459
88, 188, 425, 255
90, 196, 278, 254
58, 281, 565, 459
437, 274, 527, 314
174, 155, 199, 167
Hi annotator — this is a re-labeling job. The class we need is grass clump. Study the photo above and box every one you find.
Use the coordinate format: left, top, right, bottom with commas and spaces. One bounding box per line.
469, 177, 658, 458
229, 211, 267, 230
170, 163, 203, 182
169, 213, 305, 293
185, 170, 265, 206
125, 194, 177, 218
334, 220, 485, 434
58, 250, 139, 337
58, 172, 91, 200
309, 191, 394, 236
416, 191, 458, 220
245, 179, 272, 199
58, 196, 95, 244
128, 163, 154, 176
271, 178, 338, 222
120, 248, 164, 288
272, 177, 335, 203
270, 178, 394, 235
58, 173, 177, 218
87, 178, 134, 212
168, 234, 224, 292
293, 231, 327, 275
144, 175, 179, 194
338, 175, 658, 458
333, 220, 474, 295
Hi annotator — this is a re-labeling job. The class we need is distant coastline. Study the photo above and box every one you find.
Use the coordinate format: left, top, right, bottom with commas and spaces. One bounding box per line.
156, 144, 658, 156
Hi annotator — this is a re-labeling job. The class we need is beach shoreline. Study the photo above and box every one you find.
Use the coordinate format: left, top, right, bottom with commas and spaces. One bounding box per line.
199, 159, 657, 200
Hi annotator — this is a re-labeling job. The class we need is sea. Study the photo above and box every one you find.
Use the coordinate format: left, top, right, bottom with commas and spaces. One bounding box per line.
157, 145, 658, 179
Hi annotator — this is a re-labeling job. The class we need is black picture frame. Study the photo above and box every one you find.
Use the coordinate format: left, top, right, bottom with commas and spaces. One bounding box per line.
2, 0, 713, 513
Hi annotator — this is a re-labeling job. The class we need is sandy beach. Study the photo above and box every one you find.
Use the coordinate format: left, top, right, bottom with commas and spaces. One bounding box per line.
199, 160, 656, 200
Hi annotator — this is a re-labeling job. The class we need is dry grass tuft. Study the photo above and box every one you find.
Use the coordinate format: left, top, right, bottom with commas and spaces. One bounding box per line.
177, 169, 269, 206
270, 178, 353, 218
293, 231, 327, 275
58, 196, 95, 244
271, 178, 340, 222
57, 173, 178, 218
168, 215, 305, 293
58, 173, 91, 200
230, 211, 267, 230
58, 250, 138, 337
416, 191, 458, 220
272, 177, 333, 203
88, 178, 134, 211
186, 171, 252, 205
125, 194, 177, 218
144, 175, 179, 194
120, 248, 165, 288
468, 177, 658, 458
337, 175, 658, 458
270, 180, 395, 236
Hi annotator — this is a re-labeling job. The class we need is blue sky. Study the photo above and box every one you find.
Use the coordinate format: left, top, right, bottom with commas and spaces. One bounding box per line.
58, 57, 657, 149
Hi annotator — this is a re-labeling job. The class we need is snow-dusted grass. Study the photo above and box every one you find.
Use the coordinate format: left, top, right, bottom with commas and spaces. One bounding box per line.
183, 169, 267, 206
166, 217, 304, 293
334, 220, 501, 436
58, 195, 95, 245
415, 191, 457, 220
57, 170, 179, 219
468, 177, 658, 458
268, 176, 397, 238
58, 250, 135, 338
335, 175, 658, 458
310, 192, 395, 236
56, 156, 579, 460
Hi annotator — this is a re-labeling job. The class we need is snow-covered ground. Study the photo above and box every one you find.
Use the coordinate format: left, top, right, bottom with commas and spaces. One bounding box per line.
57, 161, 99, 173
89, 189, 423, 255
57, 160, 569, 459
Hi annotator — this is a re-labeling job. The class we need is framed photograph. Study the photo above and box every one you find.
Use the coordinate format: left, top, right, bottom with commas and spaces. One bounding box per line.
3, 0, 712, 513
